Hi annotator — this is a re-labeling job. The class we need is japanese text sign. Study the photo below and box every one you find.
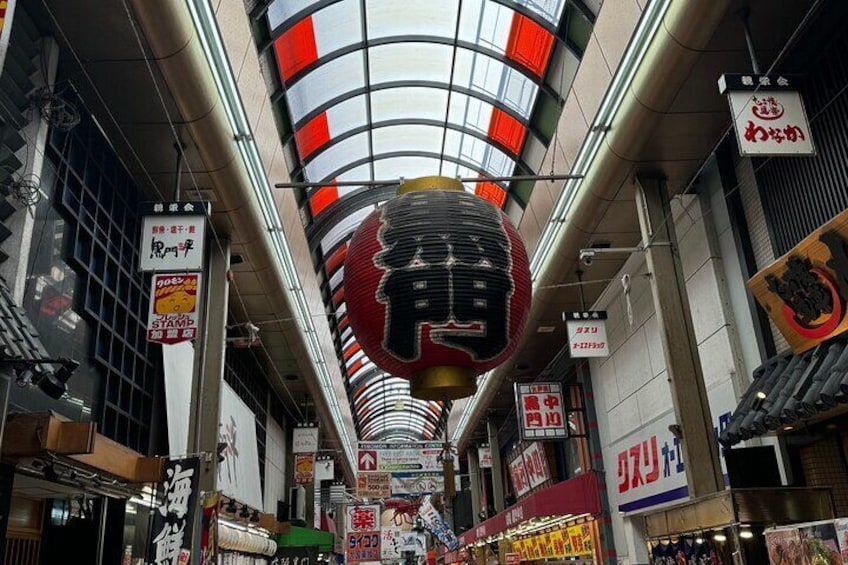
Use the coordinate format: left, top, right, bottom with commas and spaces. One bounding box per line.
346, 505, 380, 532
292, 426, 319, 453
357, 441, 445, 496
148, 274, 200, 345
346, 532, 380, 563
294, 454, 315, 485
146, 457, 200, 565
478, 446, 492, 469
139, 201, 209, 272
418, 496, 459, 550
522, 442, 551, 490
515, 383, 568, 440
748, 207, 848, 353
508, 453, 531, 497
356, 472, 391, 498
718, 74, 815, 156
564, 311, 609, 358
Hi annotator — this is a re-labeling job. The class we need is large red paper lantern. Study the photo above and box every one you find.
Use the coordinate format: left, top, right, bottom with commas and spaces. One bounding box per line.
345, 176, 532, 400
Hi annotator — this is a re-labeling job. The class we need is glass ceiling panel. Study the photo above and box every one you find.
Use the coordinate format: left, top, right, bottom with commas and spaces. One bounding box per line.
310, 0, 362, 56
287, 51, 365, 124
369, 43, 454, 85
322, 95, 369, 140
444, 129, 515, 176
267, 0, 313, 31
514, 0, 566, 24
305, 131, 370, 180
366, 0, 458, 39
329, 267, 344, 291
452, 48, 539, 118
372, 124, 445, 156
373, 156, 444, 180
370, 87, 449, 123
321, 206, 373, 252
459, 0, 513, 53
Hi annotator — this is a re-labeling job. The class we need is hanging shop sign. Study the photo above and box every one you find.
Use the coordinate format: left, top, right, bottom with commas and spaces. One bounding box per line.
293, 426, 319, 453
564, 311, 609, 358
382, 527, 403, 560
329, 482, 346, 504
418, 495, 459, 550
515, 383, 568, 440
139, 201, 210, 272
508, 453, 531, 498
147, 273, 201, 344
356, 472, 391, 498
357, 441, 447, 496
219, 383, 264, 510
521, 442, 551, 490
294, 454, 316, 485
718, 74, 815, 157
748, 208, 848, 353
346, 505, 381, 563
478, 446, 492, 468
315, 457, 334, 481
400, 532, 427, 556
146, 457, 200, 565
345, 177, 532, 401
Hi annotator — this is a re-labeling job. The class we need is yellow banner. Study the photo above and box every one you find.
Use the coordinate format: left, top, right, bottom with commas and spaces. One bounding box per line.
515, 524, 593, 561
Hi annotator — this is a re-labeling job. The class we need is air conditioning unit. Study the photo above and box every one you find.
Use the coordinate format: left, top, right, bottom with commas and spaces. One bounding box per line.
289, 486, 306, 523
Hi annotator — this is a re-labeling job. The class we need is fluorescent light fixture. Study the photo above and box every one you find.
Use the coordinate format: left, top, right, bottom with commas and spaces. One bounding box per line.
186, 0, 354, 469
739, 529, 754, 539
713, 533, 727, 542
453, 0, 671, 446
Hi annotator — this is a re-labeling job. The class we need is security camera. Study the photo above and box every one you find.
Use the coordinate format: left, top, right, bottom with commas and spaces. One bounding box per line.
579, 249, 595, 266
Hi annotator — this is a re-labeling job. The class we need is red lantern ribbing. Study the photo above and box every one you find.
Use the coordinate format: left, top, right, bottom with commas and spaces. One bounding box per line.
344, 176, 532, 400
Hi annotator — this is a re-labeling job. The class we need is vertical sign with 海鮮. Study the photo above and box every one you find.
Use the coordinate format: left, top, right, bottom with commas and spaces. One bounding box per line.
146, 457, 200, 565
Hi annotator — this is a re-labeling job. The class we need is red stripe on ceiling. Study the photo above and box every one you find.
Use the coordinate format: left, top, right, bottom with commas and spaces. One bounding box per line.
310, 184, 339, 217
332, 286, 345, 308
295, 112, 331, 159
348, 358, 364, 377
273, 16, 319, 81
325, 242, 347, 275
337, 314, 349, 332
475, 181, 507, 208
487, 107, 526, 155
343, 342, 361, 361
505, 12, 555, 78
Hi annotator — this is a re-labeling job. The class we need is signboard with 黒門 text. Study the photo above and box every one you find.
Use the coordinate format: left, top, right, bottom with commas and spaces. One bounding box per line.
515, 382, 568, 440
139, 201, 209, 272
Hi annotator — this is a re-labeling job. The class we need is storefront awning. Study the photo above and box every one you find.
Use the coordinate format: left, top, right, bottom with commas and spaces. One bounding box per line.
275, 526, 335, 552
456, 471, 601, 547
720, 341, 848, 446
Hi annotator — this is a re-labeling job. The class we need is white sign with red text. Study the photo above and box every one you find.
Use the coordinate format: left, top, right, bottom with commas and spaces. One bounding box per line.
565, 311, 609, 358
522, 442, 551, 490
719, 74, 815, 156
508, 453, 531, 497
516, 382, 568, 440
478, 446, 492, 469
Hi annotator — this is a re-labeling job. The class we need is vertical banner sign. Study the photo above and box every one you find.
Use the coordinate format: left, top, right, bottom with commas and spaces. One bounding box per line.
218, 383, 264, 510
382, 527, 403, 560
148, 274, 201, 344
147, 457, 200, 565
139, 202, 209, 272
515, 383, 568, 440
295, 453, 316, 485
718, 74, 815, 157
418, 496, 459, 550
293, 426, 319, 453
478, 446, 492, 468
508, 453, 531, 497
199, 491, 219, 565
564, 311, 609, 357
346, 505, 381, 563
521, 443, 551, 490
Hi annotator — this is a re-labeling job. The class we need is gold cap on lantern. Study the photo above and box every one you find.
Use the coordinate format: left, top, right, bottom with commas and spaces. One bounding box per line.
397, 175, 464, 196
410, 366, 477, 400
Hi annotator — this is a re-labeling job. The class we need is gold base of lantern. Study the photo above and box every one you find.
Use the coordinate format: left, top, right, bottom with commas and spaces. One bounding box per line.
397, 175, 464, 195
410, 366, 477, 400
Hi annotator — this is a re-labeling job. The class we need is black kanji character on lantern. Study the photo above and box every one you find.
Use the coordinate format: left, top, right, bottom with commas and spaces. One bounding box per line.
377, 190, 513, 362
765, 256, 833, 325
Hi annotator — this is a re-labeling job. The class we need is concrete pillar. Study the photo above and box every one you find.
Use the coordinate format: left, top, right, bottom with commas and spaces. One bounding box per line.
467, 448, 482, 526
486, 420, 505, 513
187, 239, 231, 495
635, 178, 723, 498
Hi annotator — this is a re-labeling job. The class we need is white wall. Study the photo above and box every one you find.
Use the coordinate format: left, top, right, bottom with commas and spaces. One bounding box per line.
264, 414, 287, 514
587, 167, 767, 564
